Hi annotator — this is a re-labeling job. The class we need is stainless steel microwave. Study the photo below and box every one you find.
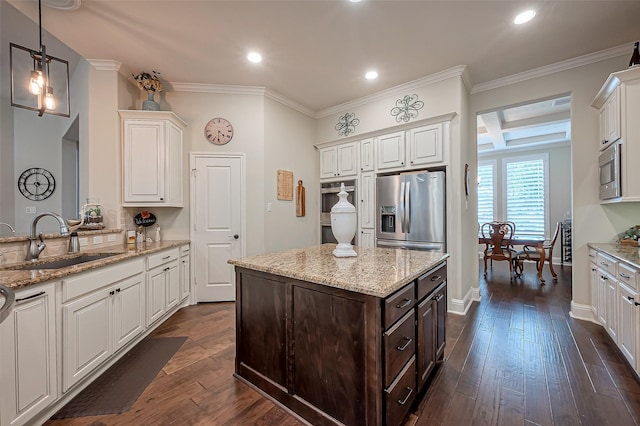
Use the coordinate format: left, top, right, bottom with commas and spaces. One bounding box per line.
599, 142, 621, 200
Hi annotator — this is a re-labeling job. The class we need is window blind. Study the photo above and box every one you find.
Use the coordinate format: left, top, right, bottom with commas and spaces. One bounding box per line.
505, 158, 545, 235
477, 163, 494, 226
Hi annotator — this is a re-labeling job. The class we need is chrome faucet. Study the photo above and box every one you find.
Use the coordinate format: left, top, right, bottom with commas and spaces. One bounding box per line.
26, 212, 69, 261
0, 222, 15, 234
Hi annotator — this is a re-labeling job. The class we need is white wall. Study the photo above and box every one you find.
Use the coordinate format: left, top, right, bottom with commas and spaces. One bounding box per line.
469, 54, 639, 315
264, 97, 318, 251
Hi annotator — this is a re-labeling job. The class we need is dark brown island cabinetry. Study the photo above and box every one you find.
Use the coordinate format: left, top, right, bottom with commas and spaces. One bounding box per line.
233, 253, 447, 426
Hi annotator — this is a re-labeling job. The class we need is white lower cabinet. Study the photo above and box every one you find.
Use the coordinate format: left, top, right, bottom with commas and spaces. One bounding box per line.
605, 273, 618, 342
617, 282, 638, 367
0, 282, 57, 426
180, 245, 191, 301
146, 248, 180, 327
360, 229, 375, 248
589, 250, 598, 317
61, 258, 145, 391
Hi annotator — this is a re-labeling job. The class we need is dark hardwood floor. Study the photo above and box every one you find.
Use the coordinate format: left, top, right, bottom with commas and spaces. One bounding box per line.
46, 261, 640, 425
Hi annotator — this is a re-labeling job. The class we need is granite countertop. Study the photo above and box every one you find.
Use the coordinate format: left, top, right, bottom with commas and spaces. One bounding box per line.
0, 240, 189, 289
228, 244, 449, 298
589, 243, 640, 269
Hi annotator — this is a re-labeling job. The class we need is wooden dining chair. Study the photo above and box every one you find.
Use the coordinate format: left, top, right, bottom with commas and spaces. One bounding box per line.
481, 221, 517, 280
514, 221, 561, 281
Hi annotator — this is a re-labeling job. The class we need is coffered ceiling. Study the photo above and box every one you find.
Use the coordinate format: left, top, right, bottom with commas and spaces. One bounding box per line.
5, 0, 640, 114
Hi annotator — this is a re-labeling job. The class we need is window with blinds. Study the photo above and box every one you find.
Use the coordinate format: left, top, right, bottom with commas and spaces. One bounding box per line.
477, 162, 495, 226
504, 155, 548, 236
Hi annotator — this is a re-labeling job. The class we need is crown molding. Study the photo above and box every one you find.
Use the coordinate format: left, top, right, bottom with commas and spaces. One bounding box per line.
316, 65, 468, 119
264, 89, 315, 118
170, 82, 266, 96
87, 59, 121, 71
470, 43, 630, 94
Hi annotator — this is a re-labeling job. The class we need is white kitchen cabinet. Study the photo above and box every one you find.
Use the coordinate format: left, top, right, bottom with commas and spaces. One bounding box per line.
146, 247, 180, 327
319, 142, 358, 180
597, 272, 608, 328
592, 67, 640, 202
359, 172, 375, 229
359, 229, 375, 248
120, 110, 187, 207
360, 138, 374, 172
0, 282, 57, 426
180, 245, 191, 302
618, 282, 638, 367
606, 273, 618, 342
408, 123, 444, 167
589, 249, 598, 317
377, 131, 406, 170
61, 258, 145, 391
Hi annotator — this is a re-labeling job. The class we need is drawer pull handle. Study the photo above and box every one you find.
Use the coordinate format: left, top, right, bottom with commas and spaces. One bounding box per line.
619, 272, 631, 279
15, 291, 45, 303
396, 298, 412, 309
396, 337, 413, 351
162, 256, 171, 260
600, 261, 609, 267
435, 294, 444, 302
589, 254, 595, 258
398, 387, 413, 405
430, 275, 442, 282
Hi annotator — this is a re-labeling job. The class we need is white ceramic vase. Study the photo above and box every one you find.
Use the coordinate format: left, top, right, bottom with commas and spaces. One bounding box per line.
330, 183, 357, 257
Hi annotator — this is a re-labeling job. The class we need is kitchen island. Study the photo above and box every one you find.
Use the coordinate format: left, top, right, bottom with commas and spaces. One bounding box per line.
229, 244, 449, 426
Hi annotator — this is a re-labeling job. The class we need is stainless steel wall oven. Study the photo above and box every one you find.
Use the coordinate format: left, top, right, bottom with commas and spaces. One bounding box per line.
320, 180, 357, 244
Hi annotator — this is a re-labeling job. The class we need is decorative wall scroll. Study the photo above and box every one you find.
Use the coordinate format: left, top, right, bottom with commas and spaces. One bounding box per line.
335, 112, 360, 137
390, 94, 424, 123
277, 169, 294, 200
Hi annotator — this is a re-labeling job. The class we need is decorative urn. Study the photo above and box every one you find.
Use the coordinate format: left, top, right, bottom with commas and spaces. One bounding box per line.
330, 183, 357, 257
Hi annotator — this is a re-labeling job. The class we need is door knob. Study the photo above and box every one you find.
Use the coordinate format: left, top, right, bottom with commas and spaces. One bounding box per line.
233, 234, 239, 239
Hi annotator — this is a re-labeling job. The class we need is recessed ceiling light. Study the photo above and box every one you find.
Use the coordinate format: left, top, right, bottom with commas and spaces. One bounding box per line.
365, 71, 378, 80
247, 52, 262, 63
514, 10, 536, 25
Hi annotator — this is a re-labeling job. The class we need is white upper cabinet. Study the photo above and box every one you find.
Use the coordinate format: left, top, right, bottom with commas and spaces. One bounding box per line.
120, 110, 187, 207
319, 142, 358, 180
408, 123, 444, 167
377, 131, 406, 170
377, 122, 447, 172
597, 88, 621, 150
360, 138, 374, 172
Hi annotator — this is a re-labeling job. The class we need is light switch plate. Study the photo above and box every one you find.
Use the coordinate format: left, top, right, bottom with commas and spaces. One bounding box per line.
93, 236, 103, 244
267, 202, 272, 212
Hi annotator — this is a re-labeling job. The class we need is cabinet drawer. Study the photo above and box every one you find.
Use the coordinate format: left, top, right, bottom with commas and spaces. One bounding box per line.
147, 248, 179, 270
384, 283, 415, 328
597, 252, 617, 277
180, 244, 190, 257
588, 248, 597, 263
618, 262, 638, 290
385, 356, 416, 426
417, 262, 447, 301
384, 310, 415, 387
62, 258, 144, 302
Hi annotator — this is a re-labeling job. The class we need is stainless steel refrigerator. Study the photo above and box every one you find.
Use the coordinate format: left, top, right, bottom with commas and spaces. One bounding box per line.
376, 171, 445, 251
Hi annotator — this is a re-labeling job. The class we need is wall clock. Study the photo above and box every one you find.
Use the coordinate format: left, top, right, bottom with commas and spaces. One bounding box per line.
18, 167, 56, 201
204, 117, 233, 145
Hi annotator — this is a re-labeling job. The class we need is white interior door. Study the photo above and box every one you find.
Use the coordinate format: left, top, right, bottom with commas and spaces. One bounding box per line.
192, 154, 244, 302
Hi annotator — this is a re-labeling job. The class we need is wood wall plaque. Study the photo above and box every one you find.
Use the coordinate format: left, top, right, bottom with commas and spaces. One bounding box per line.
277, 170, 293, 201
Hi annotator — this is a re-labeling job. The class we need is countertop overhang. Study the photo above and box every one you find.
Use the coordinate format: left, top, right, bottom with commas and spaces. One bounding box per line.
0, 240, 189, 289
228, 244, 449, 298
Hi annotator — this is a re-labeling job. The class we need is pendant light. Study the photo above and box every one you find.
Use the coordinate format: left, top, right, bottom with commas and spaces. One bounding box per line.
10, 0, 70, 117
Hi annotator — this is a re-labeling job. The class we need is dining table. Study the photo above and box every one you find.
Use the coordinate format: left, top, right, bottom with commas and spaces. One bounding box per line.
478, 234, 547, 283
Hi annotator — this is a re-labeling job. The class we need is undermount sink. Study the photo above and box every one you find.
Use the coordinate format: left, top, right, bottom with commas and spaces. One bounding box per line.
9, 253, 119, 270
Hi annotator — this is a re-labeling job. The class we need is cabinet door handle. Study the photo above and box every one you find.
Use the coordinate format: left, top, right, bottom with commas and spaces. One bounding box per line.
398, 387, 414, 405
116, 288, 121, 293
15, 291, 45, 303
430, 275, 441, 282
109, 290, 115, 296
396, 337, 413, 351
435, 294, 444, 302
589, 254, 595, 258
395, 298, 412, 309
628, 296, 635, 302
619, 272, 631, 279
591, 268, 597, 271
602, 276, 608, 281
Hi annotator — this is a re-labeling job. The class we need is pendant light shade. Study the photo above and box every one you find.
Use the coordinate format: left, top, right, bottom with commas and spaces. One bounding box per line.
9, 0, 70, 117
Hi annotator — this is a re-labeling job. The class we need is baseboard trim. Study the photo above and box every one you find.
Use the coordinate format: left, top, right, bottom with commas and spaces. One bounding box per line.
449, 286, 481, 316
570, 301, 599, 324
